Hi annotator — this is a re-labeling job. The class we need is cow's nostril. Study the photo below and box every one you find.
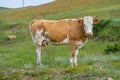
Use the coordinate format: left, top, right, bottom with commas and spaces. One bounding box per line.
86, 32, 92, 36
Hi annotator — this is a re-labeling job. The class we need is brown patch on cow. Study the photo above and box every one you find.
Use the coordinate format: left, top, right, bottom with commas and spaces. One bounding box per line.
68, 19, 88, 43
42, 20, 69, 43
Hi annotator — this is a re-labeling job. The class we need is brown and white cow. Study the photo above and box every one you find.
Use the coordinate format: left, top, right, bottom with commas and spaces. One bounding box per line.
29, 16, 99, 66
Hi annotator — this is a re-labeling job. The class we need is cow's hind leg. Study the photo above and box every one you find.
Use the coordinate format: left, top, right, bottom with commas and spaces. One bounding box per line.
36, 45, 42, 66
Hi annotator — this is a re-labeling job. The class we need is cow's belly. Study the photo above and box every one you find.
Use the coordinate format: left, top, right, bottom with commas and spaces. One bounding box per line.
46, 37, 69, 45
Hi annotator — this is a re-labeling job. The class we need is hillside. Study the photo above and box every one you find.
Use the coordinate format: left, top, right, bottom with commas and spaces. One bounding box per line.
0, 0, 120, 80
0, 7, 8, 9
0, 0, 120, 21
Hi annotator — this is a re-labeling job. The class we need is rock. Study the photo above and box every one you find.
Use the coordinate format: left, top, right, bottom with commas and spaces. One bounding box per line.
94, 77, 113, 80
108, 77, 113, 80
7, 35, 16, 40
100, 77, 113, 80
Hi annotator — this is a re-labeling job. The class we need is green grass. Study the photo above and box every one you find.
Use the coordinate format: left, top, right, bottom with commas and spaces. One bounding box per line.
0, 38, 120, 79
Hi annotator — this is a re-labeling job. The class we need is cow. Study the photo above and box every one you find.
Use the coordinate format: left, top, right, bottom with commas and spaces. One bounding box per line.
29, 16, 99, 66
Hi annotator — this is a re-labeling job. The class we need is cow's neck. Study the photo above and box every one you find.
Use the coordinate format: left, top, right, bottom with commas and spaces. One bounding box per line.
80, 24, 88, 43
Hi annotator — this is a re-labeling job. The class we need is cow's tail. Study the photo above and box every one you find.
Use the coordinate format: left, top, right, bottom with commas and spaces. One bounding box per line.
29, 20, 36, 42
29, 20, 35, 29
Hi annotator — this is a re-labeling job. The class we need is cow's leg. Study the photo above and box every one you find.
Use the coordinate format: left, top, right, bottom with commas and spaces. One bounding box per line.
73, 47, 79, 65
69, 40, 76, 66
36, 45, 42, 66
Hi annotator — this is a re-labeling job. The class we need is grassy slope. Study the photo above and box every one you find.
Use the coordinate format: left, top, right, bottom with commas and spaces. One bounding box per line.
0, 0, 120, 80
0, 7, 9, 14
0, 0, 120, 21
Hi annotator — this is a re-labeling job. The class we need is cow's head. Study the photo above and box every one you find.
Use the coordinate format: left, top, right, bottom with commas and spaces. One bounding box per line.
83, 16, 99, 36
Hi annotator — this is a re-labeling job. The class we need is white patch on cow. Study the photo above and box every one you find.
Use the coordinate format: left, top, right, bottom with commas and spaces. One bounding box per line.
45, 31, 48, 35
83, 16, 93, 35
64, 19, 78, 21
60, 37, 69, 44
71, 19, 78, 21
43, 31, 51, 42
76, 40, 84, 49
46, 38, 51, 42
35, 29, 45, 46
64, 19, 69, 21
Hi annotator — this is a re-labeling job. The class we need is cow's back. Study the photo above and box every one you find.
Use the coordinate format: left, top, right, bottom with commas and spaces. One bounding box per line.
42, 20, 70, 43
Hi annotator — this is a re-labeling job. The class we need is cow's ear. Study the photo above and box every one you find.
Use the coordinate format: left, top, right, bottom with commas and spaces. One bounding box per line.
93, 17, 99, 24
77, 19, 83, 24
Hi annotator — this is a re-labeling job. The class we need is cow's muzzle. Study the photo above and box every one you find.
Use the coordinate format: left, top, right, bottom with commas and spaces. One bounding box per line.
86, 32, 93, 36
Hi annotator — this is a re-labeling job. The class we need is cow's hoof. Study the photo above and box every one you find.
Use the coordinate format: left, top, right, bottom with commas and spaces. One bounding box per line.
37, 63, 43, 66
70, 63, 74, 67
74, 63, 78, 66
36, 64, 44, 68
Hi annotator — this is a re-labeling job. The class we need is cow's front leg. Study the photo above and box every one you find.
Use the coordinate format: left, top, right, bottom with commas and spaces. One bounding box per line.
36, 45, 42, 66
73, 48, 79, 65
69, 40, 76, 66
